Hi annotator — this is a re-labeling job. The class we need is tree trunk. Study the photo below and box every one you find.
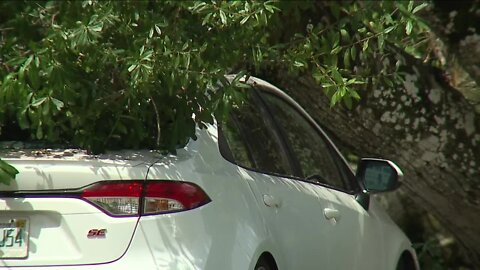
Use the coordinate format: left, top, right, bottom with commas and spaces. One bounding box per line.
422, 1, 480, 108
265, 58, 480, 265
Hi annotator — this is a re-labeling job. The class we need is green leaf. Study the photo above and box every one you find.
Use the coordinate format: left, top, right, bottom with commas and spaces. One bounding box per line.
406, 20, 413, 35
384, 13, 394, 24
333, 32, 340, 48
384, 77, 394, 87
31, 97, 47, 107
185, 53, 191, 69
240, 15, 250, 25
0, 169, 14, 185
384, 26, 396, 34
330, 91, 342, 107
219, 10, 227, 25
293, 61, 305, 67
362, 40, 369, 51
51, 98, 65, 111
407, 1, 414, 12
340, 29, 349, 41
331, 69, 343, 84
378, 34, 385, 51
264, 2, 278, 13
128, 64, 137, 72
202, 12, 212, 26
42, 99, 50, 116
343, 50, 350, 68
350, 90, 361, 100
0, 159, 19, 176
350, 46, 357, 60
154, 24, 162, 35
347, 78, 365, 85
312, 70, 323, 83
331, 46, 342, 55
34, 55, 40, 67
89, 22, 103, 32
24, 55, 34, 69
0, 159, 19, 186
28, 68, 41, 90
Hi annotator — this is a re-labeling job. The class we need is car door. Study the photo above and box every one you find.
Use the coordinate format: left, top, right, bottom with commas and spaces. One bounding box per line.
258, 89, 386, 270
220, 91, 332, 269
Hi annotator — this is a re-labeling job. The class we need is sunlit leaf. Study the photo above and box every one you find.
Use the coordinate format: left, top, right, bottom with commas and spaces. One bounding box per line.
406, 20, 413, 35
0, 159, 19, 185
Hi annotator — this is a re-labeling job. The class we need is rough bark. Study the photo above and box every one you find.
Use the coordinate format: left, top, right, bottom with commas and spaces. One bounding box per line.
265, 58, 480, 265
423, 1, 480, 109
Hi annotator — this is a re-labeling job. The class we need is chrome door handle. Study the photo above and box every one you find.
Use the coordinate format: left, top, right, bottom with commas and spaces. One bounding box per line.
263, 194, 281, 208
323, 208, 340, 220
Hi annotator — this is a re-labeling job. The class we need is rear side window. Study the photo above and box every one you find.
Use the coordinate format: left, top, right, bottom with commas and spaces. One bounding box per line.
221, 92, 294, 176
260, 92, 349, 191
221, 119, 254, 169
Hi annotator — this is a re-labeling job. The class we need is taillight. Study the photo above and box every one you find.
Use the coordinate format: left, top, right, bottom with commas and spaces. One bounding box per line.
143, 182, 211, 215
81, 181, 210, 217
81, 181, 143, 216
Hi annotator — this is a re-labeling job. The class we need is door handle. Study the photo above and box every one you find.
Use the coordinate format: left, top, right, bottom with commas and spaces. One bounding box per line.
323, 208, 340, 221
263, 194, 281, 208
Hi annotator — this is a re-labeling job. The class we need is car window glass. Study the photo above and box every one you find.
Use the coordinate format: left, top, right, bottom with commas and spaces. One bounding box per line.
221, 92, 294, 176
260, 92, 346, 190
222, 118, 254, 168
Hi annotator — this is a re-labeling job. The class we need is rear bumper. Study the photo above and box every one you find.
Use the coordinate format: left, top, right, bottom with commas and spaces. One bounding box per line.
1, 205, 258, 270
0, 221, 157, 270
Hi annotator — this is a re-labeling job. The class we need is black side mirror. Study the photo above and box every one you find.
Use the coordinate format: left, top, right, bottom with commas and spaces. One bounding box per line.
355, 158, 403, 193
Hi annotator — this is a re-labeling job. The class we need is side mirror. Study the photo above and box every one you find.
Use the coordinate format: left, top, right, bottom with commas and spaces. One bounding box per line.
355, 158, 403, 193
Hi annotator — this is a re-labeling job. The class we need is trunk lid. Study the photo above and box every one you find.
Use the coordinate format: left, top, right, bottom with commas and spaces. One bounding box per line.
0, 148, 155, 267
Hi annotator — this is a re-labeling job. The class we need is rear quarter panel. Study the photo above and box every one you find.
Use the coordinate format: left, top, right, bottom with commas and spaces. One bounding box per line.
142, 126, 277, 270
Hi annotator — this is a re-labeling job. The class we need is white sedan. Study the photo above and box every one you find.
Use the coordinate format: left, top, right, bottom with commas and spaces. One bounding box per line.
0, 76, 419, 270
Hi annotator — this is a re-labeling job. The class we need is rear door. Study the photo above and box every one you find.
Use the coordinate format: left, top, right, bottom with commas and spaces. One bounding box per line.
221, 91, 332, 269
0, 151, 151, 267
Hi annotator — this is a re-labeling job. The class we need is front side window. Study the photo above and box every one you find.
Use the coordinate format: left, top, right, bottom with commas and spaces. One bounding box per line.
260, 92, 348, 190
221, 92, 294, 176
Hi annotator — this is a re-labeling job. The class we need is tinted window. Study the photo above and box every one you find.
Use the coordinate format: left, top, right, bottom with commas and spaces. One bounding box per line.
260, 92, 347, 190
221, 92, 294, 176
221, 118, 254, 168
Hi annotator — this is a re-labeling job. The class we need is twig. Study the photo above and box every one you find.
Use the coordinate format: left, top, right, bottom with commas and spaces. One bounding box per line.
150, 95, 161, 147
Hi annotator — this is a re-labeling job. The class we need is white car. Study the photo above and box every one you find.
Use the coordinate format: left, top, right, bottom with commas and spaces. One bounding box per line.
0, 76, 418, 270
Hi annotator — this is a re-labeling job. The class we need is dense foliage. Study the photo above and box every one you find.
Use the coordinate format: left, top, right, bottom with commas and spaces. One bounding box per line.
0, 1, 431, 183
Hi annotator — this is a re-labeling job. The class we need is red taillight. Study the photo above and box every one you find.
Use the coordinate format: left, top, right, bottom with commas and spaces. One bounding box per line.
143, 182, 211, 215
81, 181, 210, 217
81, 181, 142, 216
82, 182, 144, 197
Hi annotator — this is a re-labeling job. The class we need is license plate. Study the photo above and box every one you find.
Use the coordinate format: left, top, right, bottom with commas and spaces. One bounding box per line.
0, 218, 29, 259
